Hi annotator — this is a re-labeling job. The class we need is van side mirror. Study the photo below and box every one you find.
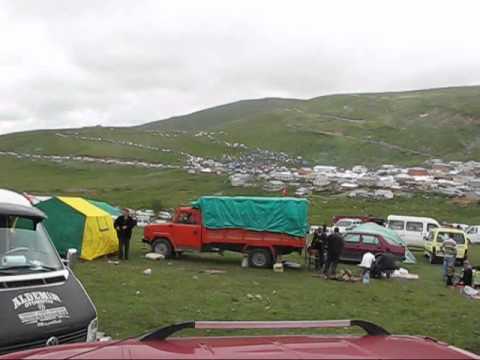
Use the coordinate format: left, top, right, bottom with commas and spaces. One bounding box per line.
63, 248, 78, 269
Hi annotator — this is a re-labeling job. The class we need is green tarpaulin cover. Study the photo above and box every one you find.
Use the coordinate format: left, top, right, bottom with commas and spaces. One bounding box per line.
349, 222, 416, 263
192, 196, 309, 237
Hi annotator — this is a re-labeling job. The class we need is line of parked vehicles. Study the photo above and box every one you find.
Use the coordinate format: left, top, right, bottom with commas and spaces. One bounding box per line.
326, 214, 473, 265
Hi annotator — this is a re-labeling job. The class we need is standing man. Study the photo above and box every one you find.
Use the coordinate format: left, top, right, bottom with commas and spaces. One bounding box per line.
324, 227, 344, 277
311, 225, 327, 271
441, 235, 457, 283
114, 208, 137, 261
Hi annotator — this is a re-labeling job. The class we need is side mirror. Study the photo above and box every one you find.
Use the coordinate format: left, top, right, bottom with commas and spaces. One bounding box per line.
63, 248, 78, 269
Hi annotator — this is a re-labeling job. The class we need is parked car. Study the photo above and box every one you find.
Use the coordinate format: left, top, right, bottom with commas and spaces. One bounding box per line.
1, 319, 478, 359
157, 211, 172, 220
341, 231, 406, 262
424, 227, 469, 264
465, 225, 480, 244
334, 218, 362, 233
387, 215, 440, 248
143, 197, 308, 268
0, 190, 97, 355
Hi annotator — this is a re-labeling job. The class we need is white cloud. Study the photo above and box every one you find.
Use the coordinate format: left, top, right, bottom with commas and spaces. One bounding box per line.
1, 0, 480, 134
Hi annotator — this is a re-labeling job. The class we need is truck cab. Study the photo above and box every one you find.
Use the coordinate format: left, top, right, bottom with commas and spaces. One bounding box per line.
144, 207, 203, 256
0, 191, 97, 355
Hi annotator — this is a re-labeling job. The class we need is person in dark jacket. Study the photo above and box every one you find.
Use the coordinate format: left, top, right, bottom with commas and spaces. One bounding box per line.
371, 252, 399, 279
114, 208, 137, 260
324, 227, 344, 276
460, 260, 473, 287
311, 225, 327, 271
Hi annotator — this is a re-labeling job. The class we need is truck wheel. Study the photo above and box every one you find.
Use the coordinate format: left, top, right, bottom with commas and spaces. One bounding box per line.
248, 248, 273, 268
152, 239, 173, 258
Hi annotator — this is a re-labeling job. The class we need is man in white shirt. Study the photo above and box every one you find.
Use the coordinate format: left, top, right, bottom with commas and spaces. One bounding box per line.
359, 252, 376, 275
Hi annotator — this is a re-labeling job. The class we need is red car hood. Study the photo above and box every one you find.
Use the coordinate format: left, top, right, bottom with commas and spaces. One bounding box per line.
1, 335, 478, 359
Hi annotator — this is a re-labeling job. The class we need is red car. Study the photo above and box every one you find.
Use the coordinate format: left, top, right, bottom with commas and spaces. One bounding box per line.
1, 320, 477, 359
341, 232, 406, 263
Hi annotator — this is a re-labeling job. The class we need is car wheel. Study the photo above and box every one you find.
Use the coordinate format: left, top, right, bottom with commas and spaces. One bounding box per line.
248, 248, 273, 268
152, 239, 173, 258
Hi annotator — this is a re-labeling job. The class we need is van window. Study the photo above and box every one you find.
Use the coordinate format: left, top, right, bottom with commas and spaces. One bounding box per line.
388, 220, 404, 231
0, 221, 62, 273
406, 222, 423, 232
344, 234, 361, 243
427, 223, 438, 232
362, 235, 379, 245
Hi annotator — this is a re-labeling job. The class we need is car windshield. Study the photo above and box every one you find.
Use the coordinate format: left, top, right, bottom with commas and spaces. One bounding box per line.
0, 216, 63, 274
336, 220, 352, 227
437, 232, 465, 245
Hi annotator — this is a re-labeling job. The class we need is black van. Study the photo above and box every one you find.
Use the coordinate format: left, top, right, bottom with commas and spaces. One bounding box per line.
0, 202, 97, 354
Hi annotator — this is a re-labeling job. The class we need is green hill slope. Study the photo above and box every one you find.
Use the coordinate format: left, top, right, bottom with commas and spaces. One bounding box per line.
1, 86, 480, 167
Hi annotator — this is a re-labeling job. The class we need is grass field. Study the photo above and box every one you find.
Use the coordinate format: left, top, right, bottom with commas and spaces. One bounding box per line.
74, 229, 480, 354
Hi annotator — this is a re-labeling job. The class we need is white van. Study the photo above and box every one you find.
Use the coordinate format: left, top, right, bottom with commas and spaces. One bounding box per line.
387, 215, 440, 248
466, 225, 480, 244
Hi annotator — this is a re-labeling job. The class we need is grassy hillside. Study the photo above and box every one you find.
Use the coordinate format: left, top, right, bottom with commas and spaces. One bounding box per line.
1, 86, 480, 167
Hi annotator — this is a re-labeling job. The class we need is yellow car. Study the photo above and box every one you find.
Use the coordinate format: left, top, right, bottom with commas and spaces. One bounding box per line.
424, 227, 468, 264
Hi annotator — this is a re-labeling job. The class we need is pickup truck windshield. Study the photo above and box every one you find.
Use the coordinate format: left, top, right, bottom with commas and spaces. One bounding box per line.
0, 219, 63, 274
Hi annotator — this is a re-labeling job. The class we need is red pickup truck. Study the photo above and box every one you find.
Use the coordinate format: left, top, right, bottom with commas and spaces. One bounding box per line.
143, 197, 308, 268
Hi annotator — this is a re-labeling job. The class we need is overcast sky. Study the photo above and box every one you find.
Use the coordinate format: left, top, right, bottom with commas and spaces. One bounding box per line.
1, 0, 480, 134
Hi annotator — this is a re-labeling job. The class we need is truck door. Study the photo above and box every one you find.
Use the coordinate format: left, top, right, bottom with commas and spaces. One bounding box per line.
173, 210, 201, 250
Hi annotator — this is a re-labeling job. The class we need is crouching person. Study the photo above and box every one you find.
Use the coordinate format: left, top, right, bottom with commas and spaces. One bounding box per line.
371, 252, 399, 279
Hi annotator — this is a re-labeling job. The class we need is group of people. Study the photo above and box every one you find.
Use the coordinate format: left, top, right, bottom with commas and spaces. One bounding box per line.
310, 225, 345, 276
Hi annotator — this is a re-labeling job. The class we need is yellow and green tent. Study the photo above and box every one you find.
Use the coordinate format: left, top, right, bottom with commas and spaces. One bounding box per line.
36, 197, 119, 260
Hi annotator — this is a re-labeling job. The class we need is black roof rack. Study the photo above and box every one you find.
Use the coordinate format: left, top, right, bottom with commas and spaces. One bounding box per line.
139, 320, 390, 342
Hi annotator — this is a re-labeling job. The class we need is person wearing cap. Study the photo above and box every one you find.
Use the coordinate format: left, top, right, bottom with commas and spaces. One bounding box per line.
114, 208, 137, 260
